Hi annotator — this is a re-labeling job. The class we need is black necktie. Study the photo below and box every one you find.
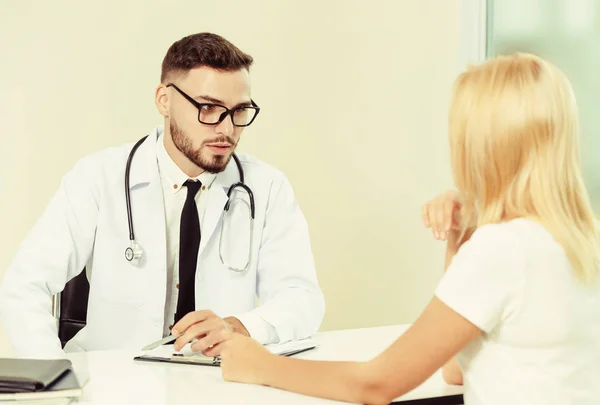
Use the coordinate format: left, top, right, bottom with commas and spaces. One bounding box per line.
174, 180, 202, 324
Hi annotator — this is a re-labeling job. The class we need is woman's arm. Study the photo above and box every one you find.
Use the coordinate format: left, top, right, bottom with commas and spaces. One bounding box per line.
221, 228, 481, 404
221, 295, 481, 404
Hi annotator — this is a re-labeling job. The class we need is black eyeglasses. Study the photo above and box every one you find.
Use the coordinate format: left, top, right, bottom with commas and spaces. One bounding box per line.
166, 83, 260, 127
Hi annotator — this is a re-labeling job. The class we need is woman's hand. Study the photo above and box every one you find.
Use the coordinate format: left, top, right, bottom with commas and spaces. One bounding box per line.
421, 190, 462, 241
220, 333, 276, 385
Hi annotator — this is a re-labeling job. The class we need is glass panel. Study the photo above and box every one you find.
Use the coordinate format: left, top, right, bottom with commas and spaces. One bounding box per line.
487, 0, 600, 211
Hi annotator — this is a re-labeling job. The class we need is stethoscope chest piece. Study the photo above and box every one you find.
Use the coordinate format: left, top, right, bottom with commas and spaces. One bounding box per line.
125, 241, 143, 266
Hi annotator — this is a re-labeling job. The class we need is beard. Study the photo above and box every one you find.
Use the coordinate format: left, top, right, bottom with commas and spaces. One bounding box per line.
170, 119, 236, 174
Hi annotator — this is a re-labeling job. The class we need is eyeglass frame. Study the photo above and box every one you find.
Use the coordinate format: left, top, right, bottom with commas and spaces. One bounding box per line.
166, 83, 260, 127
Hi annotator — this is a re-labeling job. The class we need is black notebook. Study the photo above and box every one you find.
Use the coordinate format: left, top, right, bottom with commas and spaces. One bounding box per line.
0, 358, 82, 400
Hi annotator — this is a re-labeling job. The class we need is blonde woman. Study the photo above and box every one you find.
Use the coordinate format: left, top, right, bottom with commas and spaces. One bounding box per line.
214, 53, 600, 404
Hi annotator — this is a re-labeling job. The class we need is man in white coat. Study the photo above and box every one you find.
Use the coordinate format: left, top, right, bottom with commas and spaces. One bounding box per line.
0, 32, 325, 358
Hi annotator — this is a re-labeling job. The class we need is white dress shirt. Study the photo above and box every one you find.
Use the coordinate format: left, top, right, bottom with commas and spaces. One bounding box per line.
156, 134, 217, 336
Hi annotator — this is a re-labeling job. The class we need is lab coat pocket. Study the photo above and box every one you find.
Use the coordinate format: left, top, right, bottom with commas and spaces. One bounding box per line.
92, 264, 150, 306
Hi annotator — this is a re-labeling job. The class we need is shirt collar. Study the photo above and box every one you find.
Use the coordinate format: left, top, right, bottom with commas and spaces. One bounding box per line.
156, 130, 217, 194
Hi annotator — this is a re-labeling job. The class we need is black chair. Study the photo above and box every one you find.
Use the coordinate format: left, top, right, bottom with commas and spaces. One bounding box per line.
52, 270, 90, 348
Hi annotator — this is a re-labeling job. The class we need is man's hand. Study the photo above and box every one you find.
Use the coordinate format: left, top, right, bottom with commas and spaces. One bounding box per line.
171, 310, 249, 357
421, 190, 462, 241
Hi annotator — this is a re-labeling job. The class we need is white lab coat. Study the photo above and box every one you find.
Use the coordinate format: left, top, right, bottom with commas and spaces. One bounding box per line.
0, 127, 325, 358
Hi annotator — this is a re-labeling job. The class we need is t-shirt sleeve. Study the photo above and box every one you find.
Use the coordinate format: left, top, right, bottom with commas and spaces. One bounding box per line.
435, 224, 522, 334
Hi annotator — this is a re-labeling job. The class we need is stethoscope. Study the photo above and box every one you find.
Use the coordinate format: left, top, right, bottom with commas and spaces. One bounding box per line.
124, 135, 255, 272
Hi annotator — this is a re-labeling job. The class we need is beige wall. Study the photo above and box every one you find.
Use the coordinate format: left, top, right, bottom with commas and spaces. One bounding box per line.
0, 0, 479, 355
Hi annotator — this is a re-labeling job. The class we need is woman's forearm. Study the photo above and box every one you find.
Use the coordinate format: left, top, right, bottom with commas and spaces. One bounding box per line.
260, 356, 392, 405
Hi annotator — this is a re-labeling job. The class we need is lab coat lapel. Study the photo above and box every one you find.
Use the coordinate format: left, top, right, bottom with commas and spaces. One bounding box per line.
199, 183, 228, 256
140, 169, 167, 271
198, 158, 238, 256
128, 131, 167, 273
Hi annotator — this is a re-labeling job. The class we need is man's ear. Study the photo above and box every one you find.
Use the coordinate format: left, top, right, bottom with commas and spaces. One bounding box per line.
155, 84, 170, 117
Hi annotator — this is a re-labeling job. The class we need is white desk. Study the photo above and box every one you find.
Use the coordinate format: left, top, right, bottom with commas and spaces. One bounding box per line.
67, 325, 463, 404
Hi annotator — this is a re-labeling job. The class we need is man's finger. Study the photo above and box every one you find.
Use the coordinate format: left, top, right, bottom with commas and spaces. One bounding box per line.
171, 310, 215, 335
191, 328, 230, 354
174, 317, 221, 350
203, 341, 226, 358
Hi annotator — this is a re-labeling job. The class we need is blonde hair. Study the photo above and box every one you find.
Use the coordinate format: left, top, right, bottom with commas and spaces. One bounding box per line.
449, 52, 600, 283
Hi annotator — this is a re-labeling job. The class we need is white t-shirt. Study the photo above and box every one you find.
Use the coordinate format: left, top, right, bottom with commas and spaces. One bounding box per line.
436, 218, 600, 405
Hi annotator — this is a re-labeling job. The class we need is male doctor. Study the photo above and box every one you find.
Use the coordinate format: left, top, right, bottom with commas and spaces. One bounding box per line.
0, 32, 325, 358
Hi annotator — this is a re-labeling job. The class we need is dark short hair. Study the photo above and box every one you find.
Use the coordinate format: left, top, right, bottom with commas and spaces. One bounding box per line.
161, 32, 253, 83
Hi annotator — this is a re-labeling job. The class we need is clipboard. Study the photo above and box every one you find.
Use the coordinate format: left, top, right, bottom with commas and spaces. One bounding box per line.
133, 353, 222, 367
133, 341, 317, 367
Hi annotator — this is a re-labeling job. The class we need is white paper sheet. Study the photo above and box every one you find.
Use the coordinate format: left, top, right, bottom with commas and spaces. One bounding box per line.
140, 337, 317, 360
